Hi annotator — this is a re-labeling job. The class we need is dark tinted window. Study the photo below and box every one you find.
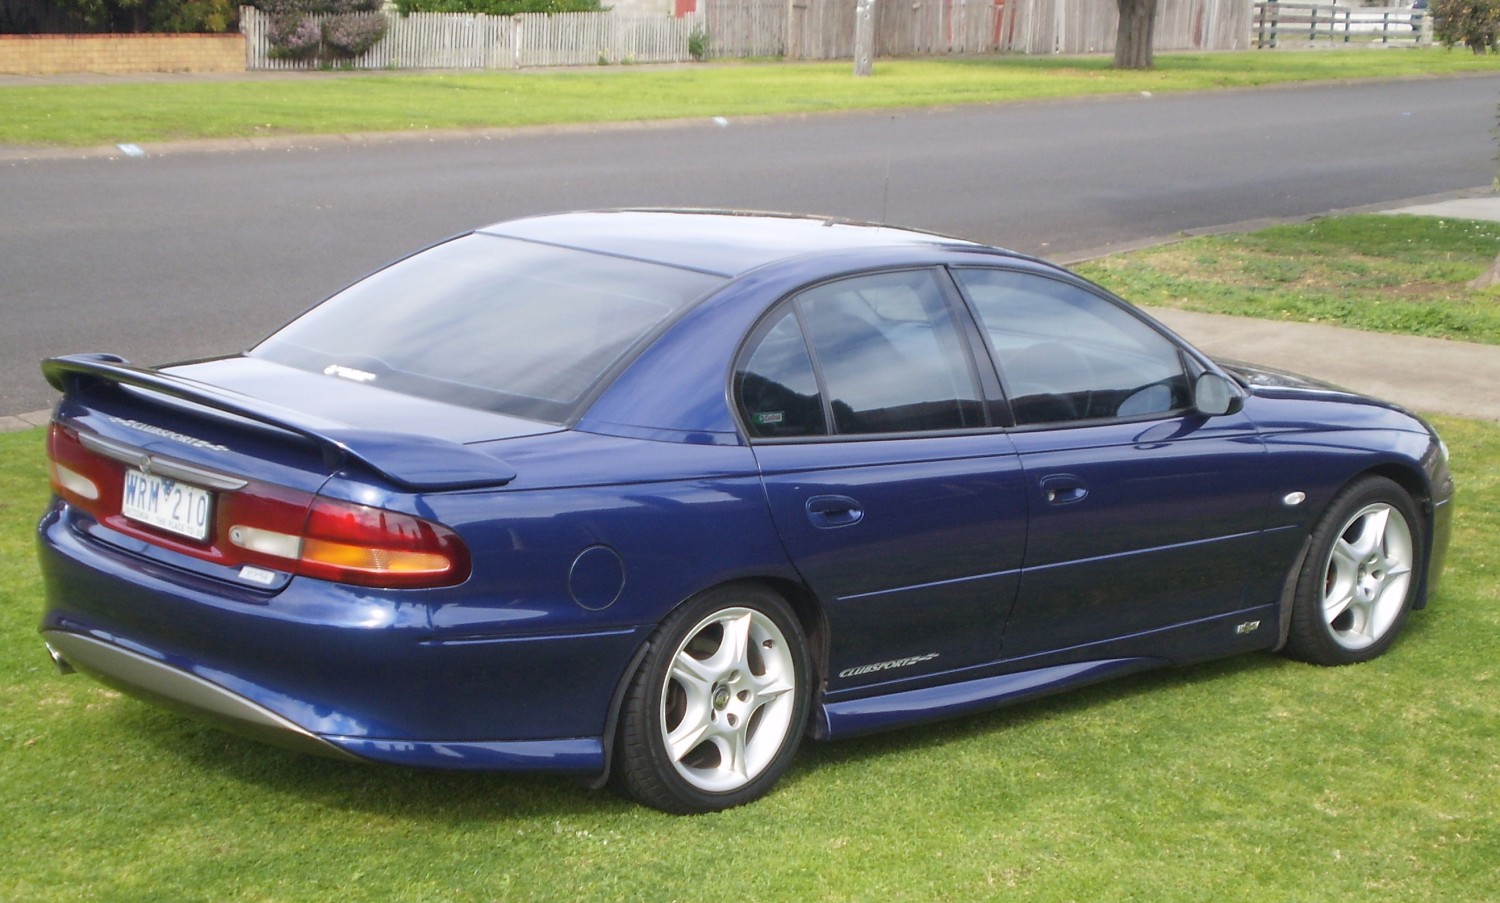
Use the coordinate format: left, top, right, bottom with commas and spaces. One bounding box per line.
251, 234, 726, 423
796, 270, 984, 435
737, 309, 828, 439
953, 269, 1191, 425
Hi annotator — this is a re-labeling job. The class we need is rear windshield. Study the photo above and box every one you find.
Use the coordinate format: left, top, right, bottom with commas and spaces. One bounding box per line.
251, 234, 726, 423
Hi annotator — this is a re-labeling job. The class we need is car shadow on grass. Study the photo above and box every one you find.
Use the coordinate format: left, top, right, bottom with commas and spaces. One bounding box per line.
108, 623, 1437, 819
787, 649, 1304, 776
120, 708, 626, 819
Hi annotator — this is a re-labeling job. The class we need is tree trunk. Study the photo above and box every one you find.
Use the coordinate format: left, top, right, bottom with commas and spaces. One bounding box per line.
1114, 0, 1158, 69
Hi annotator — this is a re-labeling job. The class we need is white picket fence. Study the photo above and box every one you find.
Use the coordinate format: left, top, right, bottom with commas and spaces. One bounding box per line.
242, 6, 701, 70
1252, 2, 1430, 47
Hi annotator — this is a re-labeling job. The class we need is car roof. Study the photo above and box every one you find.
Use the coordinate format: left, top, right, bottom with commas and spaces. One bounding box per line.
478, 209, 983, 277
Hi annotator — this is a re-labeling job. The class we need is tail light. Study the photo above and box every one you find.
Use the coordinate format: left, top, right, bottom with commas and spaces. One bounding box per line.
47, 423, 470, 589
229, 495, 471, 589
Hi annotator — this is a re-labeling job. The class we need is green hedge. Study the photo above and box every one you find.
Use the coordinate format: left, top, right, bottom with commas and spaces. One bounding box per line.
394, 0, 604, 15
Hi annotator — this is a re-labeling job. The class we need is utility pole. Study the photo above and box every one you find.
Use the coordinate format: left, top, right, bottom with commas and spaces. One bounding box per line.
853, 0, 875, 76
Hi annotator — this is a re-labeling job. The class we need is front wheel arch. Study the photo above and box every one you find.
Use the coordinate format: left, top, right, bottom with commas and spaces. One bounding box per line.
1364, 461, 1438, 609
1280, 474, 1425, 666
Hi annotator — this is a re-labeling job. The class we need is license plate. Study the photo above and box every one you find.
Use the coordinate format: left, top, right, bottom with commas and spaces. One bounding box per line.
122, 468, 213, 542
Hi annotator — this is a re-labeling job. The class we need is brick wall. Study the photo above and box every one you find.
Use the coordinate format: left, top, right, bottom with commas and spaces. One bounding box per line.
0, 33, 246, 75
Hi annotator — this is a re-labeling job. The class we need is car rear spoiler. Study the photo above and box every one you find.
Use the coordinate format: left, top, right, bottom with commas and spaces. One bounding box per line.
42, 354, 518, 491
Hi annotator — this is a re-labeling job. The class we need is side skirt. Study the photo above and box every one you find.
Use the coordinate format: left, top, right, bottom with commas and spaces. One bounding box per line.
816, 657, 1162, 740
815, 603, 1280, 740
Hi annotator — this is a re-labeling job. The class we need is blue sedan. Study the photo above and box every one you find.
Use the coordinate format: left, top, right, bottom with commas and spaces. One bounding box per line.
38, 210, 1453, 813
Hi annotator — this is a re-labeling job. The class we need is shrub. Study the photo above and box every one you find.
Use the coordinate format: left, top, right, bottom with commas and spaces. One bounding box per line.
267, 12, 323, 57
50, 0, 238, 32
255, 0, 388, 61
149, 0, 238, 32
322, 12, 388, 56
322, 0, 385, 13
394, 0, 604, 15
687, 23, 709, 61
1431, 0, 1500, 53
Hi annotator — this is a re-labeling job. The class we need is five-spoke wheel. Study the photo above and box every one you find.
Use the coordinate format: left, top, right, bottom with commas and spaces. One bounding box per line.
614, 585, 810, 813
1284, 476, 1424, 665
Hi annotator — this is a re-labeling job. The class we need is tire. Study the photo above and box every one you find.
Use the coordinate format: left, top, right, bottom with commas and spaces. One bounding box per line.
1282, 476, 1423, 666
613, 584, 811, 814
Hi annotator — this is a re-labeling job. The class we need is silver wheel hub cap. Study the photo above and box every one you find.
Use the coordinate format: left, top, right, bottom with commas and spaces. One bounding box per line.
660, 608, 797, 793
1322, 502, 1414, 651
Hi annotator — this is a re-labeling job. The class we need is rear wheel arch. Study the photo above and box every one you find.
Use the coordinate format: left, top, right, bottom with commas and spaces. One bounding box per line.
606, 579, 823, 812
747, 577, 829, 686
648, 576, 830, 693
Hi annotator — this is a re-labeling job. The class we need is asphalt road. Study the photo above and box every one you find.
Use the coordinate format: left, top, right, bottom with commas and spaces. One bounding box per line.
2, 73, 1496, 416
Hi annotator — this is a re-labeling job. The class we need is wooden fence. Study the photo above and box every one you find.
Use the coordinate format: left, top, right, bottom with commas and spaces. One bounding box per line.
706, 0, 784, 56
713, 0, 993, 59
242, 6, 700, 69
710, 0, 1254, 59
243, 0, 1424, 71
1252, 2, 1429, 47
979, 0, 1252, 55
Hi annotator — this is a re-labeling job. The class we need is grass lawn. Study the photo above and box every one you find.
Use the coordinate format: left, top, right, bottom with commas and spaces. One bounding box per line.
2, 419, 1496, 900
1077, 214, 1500, 345
1, 48, 1497, 147
3, 213, 1499, 899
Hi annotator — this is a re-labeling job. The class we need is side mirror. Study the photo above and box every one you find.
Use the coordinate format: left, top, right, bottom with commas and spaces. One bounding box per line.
1194, 372, 1243, 417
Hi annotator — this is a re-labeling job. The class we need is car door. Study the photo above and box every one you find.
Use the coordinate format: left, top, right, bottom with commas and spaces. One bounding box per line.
736, 268, 1028, 693
949, 267, 1274, 659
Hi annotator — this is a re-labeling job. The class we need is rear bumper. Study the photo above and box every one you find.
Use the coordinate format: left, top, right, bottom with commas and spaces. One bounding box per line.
43, 629, 360, 761
43, 629, 607, 770
37, 503, 643, 773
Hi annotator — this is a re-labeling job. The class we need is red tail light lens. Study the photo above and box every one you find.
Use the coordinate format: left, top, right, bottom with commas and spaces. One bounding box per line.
294, 498, 470, 588
47, 423, 471, 589
47, 424, 106, 513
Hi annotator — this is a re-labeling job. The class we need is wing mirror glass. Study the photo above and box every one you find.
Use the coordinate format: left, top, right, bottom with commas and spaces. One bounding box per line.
1194, 372, 1243, 417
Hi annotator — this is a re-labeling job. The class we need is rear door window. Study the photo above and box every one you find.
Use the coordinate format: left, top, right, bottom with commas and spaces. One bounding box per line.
737, 269, 986, 438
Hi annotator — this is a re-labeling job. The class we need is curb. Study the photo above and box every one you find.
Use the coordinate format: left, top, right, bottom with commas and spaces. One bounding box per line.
1, 409, 52, 433
1053, 186, 1499, 265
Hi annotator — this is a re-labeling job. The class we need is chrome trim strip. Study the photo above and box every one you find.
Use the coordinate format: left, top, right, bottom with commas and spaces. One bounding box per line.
41, 630, 359, 762
78, 432, 248, 491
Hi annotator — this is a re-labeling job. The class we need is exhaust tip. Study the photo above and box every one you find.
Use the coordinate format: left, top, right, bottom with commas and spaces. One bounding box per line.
44, 642, 75, 675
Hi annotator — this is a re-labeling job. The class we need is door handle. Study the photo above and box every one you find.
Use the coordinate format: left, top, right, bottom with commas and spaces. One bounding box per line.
1040, 474, 1088, 505
805, 495, 864, 528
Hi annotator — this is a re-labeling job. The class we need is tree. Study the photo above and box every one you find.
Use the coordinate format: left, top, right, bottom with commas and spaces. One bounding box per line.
1431, 0, 1500, 54
51, 0, 237, 32
393, 0, 603, 12
1113, 0, 1159, 69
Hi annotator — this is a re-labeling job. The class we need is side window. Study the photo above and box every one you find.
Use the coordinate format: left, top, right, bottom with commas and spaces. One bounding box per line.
952, 268, 1191, 426
797, 270, 984, 435
736, 309, 828, 439
735, 270, 987, 440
